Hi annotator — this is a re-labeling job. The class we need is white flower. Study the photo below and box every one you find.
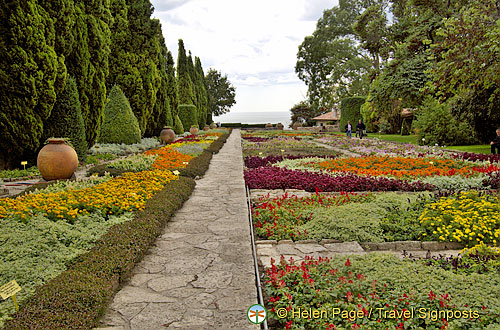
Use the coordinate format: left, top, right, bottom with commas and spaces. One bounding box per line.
429, 161, 434, 165
173, 170, 180, 175
422, 138, 426, 141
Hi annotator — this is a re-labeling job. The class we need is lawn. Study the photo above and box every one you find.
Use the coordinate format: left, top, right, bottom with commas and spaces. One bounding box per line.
445, 144, 491, 154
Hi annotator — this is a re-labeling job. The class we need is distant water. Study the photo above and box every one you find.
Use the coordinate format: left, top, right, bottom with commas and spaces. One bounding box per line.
214, 111, 292, 128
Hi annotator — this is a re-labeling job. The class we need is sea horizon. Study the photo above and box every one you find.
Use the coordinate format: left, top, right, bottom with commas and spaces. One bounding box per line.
213, 111, 292, 128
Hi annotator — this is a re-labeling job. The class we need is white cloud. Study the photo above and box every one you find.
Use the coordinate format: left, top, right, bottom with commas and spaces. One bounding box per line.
151, 0, 338, 114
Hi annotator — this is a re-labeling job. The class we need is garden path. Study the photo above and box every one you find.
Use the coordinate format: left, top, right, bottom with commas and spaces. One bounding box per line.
96, 129, 259, 330
312, 139, 361, 157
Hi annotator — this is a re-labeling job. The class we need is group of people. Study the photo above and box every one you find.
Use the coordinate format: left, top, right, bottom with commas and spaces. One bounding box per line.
344, 120, 366, 139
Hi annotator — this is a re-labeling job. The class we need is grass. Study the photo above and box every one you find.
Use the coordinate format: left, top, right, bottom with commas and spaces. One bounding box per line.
445, 145, 491, 154
370, 133, 418, 144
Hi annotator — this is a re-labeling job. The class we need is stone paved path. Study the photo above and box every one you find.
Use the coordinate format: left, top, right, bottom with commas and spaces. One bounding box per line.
97, 129, 259, 330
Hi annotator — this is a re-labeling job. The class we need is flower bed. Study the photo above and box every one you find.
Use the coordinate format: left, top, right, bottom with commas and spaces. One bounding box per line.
419, 191, 500, 247
0, 131, 230, 328
245, 167, 434, 192
264, 254, 499, 329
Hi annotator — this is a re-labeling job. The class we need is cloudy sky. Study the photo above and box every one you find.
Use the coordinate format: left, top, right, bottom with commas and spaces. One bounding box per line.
150, 0, 338, 116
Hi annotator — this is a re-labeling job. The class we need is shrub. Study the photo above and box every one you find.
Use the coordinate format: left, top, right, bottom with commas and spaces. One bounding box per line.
412, 97, 476, 146
43, 77, 88, 162
173, 114, 184, 135
178, 150, 213, 178
99, 85, 141, 145
178, 104, 197, 132
4, 177, 196, 330
206, 132, 230, 154
339, 96, 366, 132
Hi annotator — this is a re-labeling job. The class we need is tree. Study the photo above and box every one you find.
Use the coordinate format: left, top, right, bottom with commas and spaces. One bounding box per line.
194, 57, 208, 128
166, 51, 178, 117
99, 85, 142, 145
145, 23, 173, 136
290, 101, 320, 127
295, 0, 378, 108
107, 0, 161, 134
205, 69, 236, 122
0, 0, 59, 168
177, 39, 195, 105
43, 77, 88, 162
178, 104, 197, 132
66, 0, 111, 148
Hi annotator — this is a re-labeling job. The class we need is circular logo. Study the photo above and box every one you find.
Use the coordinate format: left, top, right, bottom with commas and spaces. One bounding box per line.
247, 304, 267, 324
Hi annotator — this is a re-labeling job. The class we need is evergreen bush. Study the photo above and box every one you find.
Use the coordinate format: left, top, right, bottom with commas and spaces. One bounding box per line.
44, 77, 88, 162
99, 85, 141, 145
413, 97, 476, 146
173, 114, 184, 135
178, 104, 197, 132
339, 97, 366, 131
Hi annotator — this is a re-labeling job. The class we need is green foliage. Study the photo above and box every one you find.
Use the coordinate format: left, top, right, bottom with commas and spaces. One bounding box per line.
178, 104, 197, 132
107, 154, 156, 171
0, 0, 59, 167
413, 97, 476, 146
290, 100, 319, 127
166, 51, 178, 115
66, 1, 111, 148
173, 114, 184, 135
99, 85, 142, 145
177, 39, 195, 105
194, 57, 208, 128
145, 24, 173, 137
89, 138, 159, 156
4, 177, 196, 329
339, 96, 366, 130
43, 77, 88, 162
205, 69, 236, 117
0, 212, 133, 328
178, 150, 213, 178
0, 167, 40, 179
400, 118, 411, 135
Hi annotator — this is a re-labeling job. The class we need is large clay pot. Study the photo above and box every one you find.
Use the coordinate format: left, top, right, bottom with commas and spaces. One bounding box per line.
292, 122, 302, 130
203, 125, 210, 131
160, 126, 175, 144
190, 126, 199, 135
265, 123, 273, 128
276, 123, 284, 130
37, 138, 78, 181
210, 123, 217, 129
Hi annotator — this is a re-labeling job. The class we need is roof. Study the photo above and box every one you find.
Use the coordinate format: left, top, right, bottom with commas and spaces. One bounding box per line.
312, 111, 340, 121
401, 108, 416, 118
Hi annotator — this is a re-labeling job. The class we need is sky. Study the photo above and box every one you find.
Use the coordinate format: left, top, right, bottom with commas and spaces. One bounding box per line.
150, 0, 338, 116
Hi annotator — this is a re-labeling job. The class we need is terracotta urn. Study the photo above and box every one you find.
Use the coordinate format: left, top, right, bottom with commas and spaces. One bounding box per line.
276, 123, 284, 130
37, 138, 78, 181
292, 122, 302, 130
265, 123, 273, 128
203, 125, 210, 131
190, 126, 199, 135
160, 126, 175, 144
210, 123, 217, 129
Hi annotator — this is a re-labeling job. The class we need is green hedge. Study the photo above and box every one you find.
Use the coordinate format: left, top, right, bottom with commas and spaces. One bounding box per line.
339, 96, 366, 131
4, 177, 196, 330
177, 104, 197, 132
173, 114, 184, 135
178, 150, 212, 178
220, 123, 267, 128
99, 86, 142, 145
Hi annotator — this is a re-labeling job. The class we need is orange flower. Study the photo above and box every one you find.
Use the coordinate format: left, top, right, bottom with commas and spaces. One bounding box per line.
145, 146, 193, 170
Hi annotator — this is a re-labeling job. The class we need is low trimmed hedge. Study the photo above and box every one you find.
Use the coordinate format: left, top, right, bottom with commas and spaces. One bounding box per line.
178, 150, 213, 178
206, 132, 230, 154
221, 123, 266, 128
4, 177, 196, 330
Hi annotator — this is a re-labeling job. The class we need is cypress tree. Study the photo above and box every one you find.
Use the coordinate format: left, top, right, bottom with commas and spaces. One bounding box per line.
173, 114, 184, 135
66, 1, 111, 148
178, 104, 198, 131
0, 0, 58, 168
145, 23, 173, 136
108, 0, 161, 134
194, 57, 208, 128
43, 77, 87, 162
166, 51, 178, 116
177, 39, 195, 105
100, 85, 142, 145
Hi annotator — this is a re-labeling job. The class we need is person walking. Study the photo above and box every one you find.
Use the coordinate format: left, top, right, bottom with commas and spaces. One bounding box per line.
491, 128, 500, 154
356, 119, 366, 139
345, 120, 352, 138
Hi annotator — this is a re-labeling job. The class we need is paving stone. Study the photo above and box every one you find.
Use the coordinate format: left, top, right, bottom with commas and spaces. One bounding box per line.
192, 271, 233, 289
421, 241, 447, 251
394, 241, 422, 251
276, 244, 301, 255
148, 275, 195, 292
295, 243, 327, 254
257, 247, 277, 256
324, 241, 364, 253
113, 286, 176, 304
129, 303, 185, 329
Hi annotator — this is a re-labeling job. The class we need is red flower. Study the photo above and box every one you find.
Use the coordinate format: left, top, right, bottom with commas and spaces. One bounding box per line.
285, 320, 293, 329
345, 259, 351, 267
